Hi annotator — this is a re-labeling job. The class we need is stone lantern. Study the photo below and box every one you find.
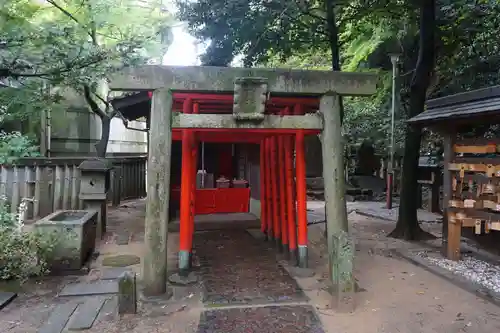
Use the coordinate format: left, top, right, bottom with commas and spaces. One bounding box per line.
78, 158, 113, 240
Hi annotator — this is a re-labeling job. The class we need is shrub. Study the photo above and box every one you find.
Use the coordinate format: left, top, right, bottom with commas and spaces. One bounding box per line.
0, 131, 40, 165
0, 200, 57, 282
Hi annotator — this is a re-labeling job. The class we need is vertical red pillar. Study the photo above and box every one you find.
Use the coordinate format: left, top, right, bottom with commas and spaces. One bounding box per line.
278, 108, 288, 254
260, 139, 267, 236
265, 138, 274, 240
187, 102, 199, 267
295, 106, 308, 268
285, 107, 297, 263
179, 98, 193, 274
270, 136, 281, 247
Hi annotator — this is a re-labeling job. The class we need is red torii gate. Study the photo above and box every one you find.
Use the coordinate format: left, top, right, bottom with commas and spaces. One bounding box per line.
147, 91, 319, 269
110, 65, 379, 298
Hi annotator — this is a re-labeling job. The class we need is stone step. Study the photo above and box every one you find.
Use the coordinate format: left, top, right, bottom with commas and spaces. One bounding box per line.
59, 280, 119, 297
66, 297, 106, 331
0, 292, 17, 310
37, 302, 78, 333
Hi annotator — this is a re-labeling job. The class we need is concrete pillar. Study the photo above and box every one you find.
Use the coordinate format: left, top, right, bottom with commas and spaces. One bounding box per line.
142, 88, 173, 297
320, 93, 355, 310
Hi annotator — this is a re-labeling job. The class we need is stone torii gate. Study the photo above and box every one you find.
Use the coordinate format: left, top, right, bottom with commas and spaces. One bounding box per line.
109, 66, 379, 298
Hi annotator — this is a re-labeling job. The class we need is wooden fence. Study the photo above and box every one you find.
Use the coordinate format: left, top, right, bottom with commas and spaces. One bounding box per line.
0, 155, 147, 221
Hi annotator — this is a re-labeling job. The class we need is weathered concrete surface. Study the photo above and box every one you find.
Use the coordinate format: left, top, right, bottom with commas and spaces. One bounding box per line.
59, 280, 119, 297
142, 88, 173, 296
0, 292, 17, 310
66, 297, 106, 330
109, 65, 379, 96
320, 93, 354, 303
172, 113, 323, 130
37, 302, 79, 333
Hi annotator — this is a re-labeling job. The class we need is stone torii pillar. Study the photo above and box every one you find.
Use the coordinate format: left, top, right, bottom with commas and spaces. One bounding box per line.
109, 65, 379, 301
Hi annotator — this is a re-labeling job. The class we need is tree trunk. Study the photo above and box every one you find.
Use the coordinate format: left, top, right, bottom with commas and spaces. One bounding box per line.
95, 115, 111, 158
388, 0, 436, 240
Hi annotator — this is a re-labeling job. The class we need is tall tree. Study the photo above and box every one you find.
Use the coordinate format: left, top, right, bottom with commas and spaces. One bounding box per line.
388, 0, 436, 239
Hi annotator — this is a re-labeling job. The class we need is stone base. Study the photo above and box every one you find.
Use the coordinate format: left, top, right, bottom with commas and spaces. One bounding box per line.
168, 272, 199, 286
286, 266, 315, 278
138, 288, 173, 305
298, 246, 308, 268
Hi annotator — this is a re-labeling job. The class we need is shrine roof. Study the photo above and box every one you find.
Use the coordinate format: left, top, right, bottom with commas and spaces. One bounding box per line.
408, 85, 500, 126
110, 91, 321, 121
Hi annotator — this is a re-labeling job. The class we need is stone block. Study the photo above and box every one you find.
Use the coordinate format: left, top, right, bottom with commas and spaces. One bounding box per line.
118, 271, 137, 314
330, 231, 356, 313
0, 292, 17, 310
37, 302, 78, 333
78, 158, 113, 200
34, 210, 98, 271
67, 297, 105, 330
59, 280, 119, 297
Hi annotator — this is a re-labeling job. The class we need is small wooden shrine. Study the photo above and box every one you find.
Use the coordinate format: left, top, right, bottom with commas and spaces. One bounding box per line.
109, 65, 379, 296
409, 85, 500, 260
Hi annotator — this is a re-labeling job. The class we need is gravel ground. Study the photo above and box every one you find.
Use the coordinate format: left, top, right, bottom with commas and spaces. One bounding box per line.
417, 252, 500, 294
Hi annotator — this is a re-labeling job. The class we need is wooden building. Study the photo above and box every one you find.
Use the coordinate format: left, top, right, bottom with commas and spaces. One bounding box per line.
409, 85, 500, 260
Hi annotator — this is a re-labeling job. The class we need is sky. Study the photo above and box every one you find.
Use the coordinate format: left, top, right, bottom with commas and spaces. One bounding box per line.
161, 1, 203, 66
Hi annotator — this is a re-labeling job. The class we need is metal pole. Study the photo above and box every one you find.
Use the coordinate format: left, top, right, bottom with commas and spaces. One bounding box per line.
386, 54, 400, 209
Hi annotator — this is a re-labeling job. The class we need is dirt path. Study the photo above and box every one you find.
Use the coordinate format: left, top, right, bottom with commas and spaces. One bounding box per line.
1, 201, 500, 333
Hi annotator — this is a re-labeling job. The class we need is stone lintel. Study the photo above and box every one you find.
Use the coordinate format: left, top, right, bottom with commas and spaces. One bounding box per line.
171, 114, 323, 130
109, 65, 379, 96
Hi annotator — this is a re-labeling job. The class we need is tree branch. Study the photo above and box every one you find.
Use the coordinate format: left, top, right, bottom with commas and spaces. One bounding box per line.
46, 0, 96, 43
83, 84, 107, 118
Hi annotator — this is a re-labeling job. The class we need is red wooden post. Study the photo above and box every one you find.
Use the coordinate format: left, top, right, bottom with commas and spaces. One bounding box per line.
286, 107, 297, 263
260, 139, 267, 237
278, 108, 289, 255
187, 102, 199, 267
296, 128, 308, 268
179, 98, 193, 274
270, 136, 281, 247
265, 138, 274, 240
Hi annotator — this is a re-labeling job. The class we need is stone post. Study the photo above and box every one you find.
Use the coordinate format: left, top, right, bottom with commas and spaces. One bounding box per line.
78, 158, 113, 241
320, 92, 355, 312
118, 271, 137, 314
142, 88, 173, 297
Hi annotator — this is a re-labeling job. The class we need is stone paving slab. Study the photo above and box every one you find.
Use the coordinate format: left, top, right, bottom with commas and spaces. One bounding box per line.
37, 302, 78, 333
67, 297, 106, 330
0, 292, 17, 310
197, 305, 325, 333
194, 230, 308, 306
96, 296, 118, 321
99, 267, 132, 280
59, 280, 119, 297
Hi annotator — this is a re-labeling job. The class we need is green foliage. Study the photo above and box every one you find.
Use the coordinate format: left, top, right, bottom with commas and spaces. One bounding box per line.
1, 0, 174, 120
0, 202, 57, 281
0, 131, 40, 165
178, 0, 500, 155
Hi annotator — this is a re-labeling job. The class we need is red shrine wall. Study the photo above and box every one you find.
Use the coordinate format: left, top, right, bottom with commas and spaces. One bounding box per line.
169, 142, 255, 217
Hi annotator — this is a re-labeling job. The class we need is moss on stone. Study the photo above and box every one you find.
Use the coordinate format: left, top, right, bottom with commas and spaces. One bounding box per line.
101, 254, 140, 267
